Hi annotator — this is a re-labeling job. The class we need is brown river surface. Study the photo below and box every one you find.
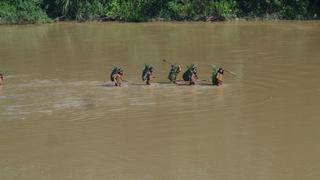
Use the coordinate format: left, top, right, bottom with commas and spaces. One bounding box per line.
1, 22, 320, 180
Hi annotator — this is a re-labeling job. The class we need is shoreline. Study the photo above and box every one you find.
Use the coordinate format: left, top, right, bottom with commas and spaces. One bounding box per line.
1, 18, 320, 26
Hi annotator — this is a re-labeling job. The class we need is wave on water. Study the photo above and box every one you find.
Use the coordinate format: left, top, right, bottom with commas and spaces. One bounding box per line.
230, 49, 249, 53
53, 97, 87, 109
0, 78, 231, 121
16, 79, 103, 88
16, 79, 60, 88
0, 95, 6, 100
4, 74, 32, 79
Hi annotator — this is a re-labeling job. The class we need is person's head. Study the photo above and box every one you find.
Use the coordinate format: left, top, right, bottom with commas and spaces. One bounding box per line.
218, 68, 224, 74
0, 73, 3, 80
192, 66, 197, 72
118, 70, 123, 75
149, 67, 154, 72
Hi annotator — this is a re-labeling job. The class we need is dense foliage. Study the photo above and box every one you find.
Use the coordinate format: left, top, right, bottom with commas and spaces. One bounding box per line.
0, 0, 51, 24
1, 0, 319, 24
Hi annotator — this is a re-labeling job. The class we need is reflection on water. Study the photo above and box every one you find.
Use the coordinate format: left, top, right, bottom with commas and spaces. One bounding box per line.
1, 22, 320, 180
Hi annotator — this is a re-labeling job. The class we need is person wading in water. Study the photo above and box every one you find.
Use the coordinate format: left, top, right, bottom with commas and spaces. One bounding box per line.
114, 70, 124, 87
110, 67, 124, 87
189, 68, 198, 85
212, 67, 224, 86
146, 67, 154, 85
182, 64, 198, 85
142, 64, 155, 85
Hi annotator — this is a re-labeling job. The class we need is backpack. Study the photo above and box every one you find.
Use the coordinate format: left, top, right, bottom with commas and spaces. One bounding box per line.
183, 64, 197, 81
168, 64, 179, 82
211, 64, 219, 85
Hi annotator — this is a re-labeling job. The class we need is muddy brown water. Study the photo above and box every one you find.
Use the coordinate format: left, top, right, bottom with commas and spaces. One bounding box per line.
1, 22, 320, 180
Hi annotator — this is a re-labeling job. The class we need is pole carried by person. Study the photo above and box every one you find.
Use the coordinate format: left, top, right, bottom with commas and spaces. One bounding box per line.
224, 69, 237, 76
162, 59, 173, 65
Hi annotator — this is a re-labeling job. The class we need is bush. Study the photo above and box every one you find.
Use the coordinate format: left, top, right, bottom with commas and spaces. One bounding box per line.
0, 2, 17, 24
214, 0, 237, 20
0, 0, 50, 24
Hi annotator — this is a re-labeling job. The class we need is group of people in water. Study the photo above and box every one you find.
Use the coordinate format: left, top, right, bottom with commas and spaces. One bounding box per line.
0, 62, 225, 87
110, 61, 225, 87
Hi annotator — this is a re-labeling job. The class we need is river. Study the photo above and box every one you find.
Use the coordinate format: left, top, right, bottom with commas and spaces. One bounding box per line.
0, 22, 320, 180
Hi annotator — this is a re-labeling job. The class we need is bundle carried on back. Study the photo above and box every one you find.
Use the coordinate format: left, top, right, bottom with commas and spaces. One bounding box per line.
110, 67, 122, 81
168, 64, 179, 82
211, 64, 219, 85
183, 64, 197, 81
142, 64, 151, 81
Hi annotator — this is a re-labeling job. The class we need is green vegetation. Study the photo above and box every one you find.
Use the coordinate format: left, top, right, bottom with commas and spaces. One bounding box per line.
1, 0, 319, 24
0, 0, 51, 24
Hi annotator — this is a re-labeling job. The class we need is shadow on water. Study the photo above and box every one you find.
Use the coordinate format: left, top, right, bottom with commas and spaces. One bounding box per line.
98, 84, 116, 87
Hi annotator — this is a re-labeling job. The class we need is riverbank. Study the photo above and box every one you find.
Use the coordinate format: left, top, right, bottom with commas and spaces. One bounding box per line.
1, 0, 319, 25
1, 16, 320, 26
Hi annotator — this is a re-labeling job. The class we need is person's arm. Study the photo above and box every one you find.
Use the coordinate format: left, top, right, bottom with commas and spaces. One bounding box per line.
195, 74, 199, 80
